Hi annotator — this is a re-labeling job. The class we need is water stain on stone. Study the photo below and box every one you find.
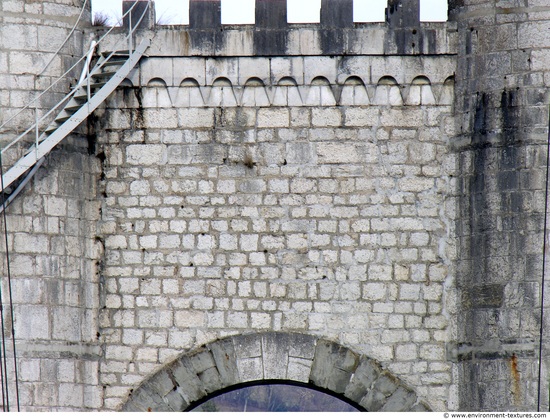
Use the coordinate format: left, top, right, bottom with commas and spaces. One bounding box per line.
509, 353, 521, 405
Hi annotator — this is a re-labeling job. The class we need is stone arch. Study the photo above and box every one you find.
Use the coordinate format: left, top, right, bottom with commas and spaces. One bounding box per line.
208, 77, 238, 107
121, 332, 431, 412
112, 78, 139, 107
439, 75, 455, 105
305, 76, 336, 106
241, 77, 270, 107
120, 78, 134, 87
405, 76, 436, 106
272, 77, 303, 106
339, 76, 370, 106
374, 76, 403, 106
141, 77, 173, 108
147, 78, 168, 87
173, 77, 205, 107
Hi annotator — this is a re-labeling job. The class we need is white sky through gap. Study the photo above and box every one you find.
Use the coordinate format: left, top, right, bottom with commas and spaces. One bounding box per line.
91, 0, 447, 26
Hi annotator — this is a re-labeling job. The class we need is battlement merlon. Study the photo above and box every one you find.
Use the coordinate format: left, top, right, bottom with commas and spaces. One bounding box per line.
102, 0, 456, 57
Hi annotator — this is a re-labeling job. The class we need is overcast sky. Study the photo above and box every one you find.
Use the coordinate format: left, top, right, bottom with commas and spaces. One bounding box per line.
92, 0, 448, 25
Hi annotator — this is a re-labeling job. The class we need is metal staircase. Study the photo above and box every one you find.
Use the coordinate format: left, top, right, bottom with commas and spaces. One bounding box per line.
0, 1, 152, 211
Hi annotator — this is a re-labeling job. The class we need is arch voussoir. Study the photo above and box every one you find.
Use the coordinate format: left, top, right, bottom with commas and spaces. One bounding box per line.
121, 332, 432, 412
207, 337, 240, 387
310, 339, 360, 393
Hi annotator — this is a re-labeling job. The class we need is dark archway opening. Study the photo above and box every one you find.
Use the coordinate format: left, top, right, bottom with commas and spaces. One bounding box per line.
186, 380, 365, 412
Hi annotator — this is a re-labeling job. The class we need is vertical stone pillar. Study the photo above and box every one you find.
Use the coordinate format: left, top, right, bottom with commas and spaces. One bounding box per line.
188, 0, 222, 51
189, 0, 221, 29
0, 0, 102, 411
320, 0, 353, 28
254, 0, 287, 55
319, 0, 353, 54
386, 0, 419, 28
451, 0, 549, 411
384, 0, 420, 54
122, 0, 156, 31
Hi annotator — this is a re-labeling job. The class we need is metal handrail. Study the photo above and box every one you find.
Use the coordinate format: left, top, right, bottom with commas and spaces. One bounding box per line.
0, 0, 153, 156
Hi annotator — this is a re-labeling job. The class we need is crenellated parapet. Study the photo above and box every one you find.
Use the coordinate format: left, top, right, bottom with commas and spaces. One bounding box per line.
119, 55, 455, 108
102, 0, 457, 57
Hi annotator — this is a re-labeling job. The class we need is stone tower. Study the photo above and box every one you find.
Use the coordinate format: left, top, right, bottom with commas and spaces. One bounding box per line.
0, 0, 102, 411
449, 0, 549, 411
0, 0, 91, 139
2, 0, 550, 412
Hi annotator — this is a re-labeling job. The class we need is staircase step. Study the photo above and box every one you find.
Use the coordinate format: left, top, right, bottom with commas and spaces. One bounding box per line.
45, 124, 58, 135
100, 50, 130, 57
73, 84, 105, 99
55, 109, 75, 123
65, 103, 83, 112
92, 71, 117, 79
56, 115, 71, 123
102, 59, 127, 67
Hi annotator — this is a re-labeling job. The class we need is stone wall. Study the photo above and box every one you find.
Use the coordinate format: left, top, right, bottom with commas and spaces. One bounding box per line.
93, 48, 457, 410
0, 0, 101, 411
4, 0, 550, 412
0, 138, 102, 411
449, 0, 550, 411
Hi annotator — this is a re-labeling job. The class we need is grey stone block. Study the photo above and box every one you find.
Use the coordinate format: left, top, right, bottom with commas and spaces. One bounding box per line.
170, 358, 207, 404
121, 400, 145, 412
310, 340, 359, 393
261, 332, 290, 380
130, 386, 172, 412
148, 370, 175, 397
288, 333, 317, 359
198, 367, 223, 393
164, 389, 189, 412
233, 334, 262, 358
379, 386, 417, 412
287, 357, 313, 382
237, 357, 264, 382
122, 1, 155, 31
411, 401, 431, 411
189, 349, 216, 374
208, 338, 240, 387
344, 357, 382, 403
360, 373, 399, 411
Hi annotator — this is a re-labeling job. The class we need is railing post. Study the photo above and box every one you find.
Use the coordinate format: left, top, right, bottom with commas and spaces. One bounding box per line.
35, 106, 39, 159
129, 11, 133, 52
87, 64, 91, 106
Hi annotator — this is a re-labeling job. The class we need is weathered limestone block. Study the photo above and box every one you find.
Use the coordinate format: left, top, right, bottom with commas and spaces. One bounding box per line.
208, 338, 240, 387
147, 370, 175, 398
344, 356, 382, 403
170, 358, 207, 404
310, 340, 359, 394
380, 387, 417, 412
126, 144, 167, 166
360, 373, 399, 411
129, 385, 173, 412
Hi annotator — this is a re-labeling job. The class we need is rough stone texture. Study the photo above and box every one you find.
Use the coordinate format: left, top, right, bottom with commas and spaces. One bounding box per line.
0, 0, 90, 143
449, 0, 550, 411
0, 145, 102, 411
98, 16, 457, 58
93, 49, 455, 411
0, 3, 99, 411
2, 0, 549, 413
122, 332, 428, 412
